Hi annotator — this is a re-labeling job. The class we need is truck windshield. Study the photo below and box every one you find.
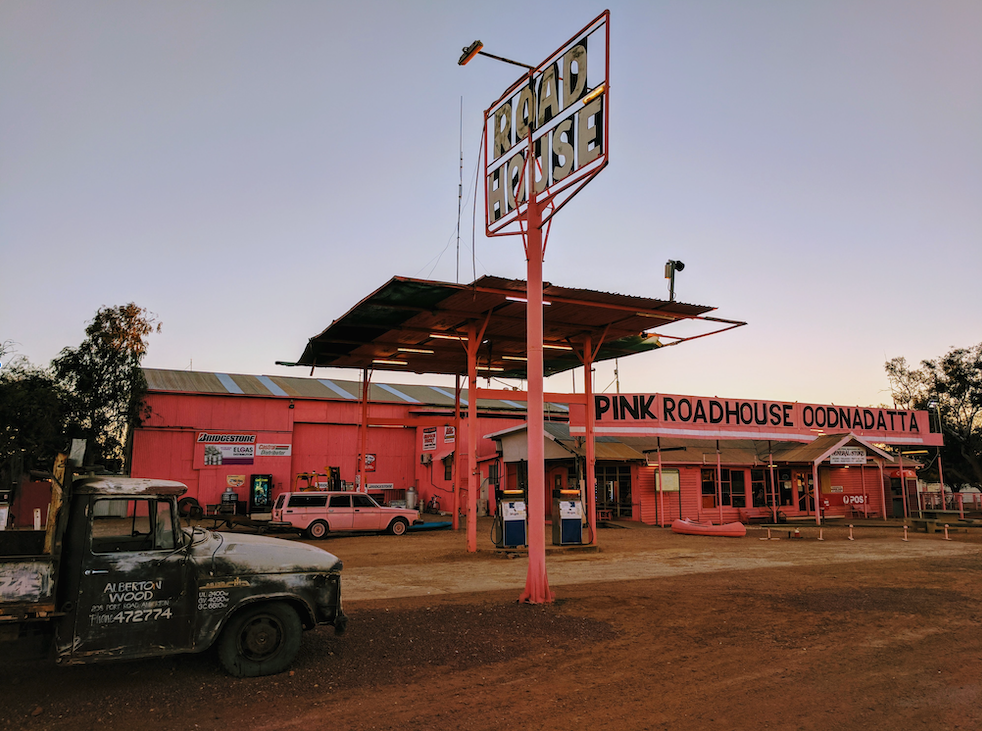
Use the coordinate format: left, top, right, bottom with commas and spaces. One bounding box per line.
91, 498, 178, 553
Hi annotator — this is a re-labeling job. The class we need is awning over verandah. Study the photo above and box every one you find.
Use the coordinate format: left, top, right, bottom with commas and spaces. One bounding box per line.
279, 274, 746, 550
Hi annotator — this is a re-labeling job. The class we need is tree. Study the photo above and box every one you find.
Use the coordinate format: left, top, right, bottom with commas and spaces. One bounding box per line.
886, 343, 982, 488
52, 303, 161, 472
0, 360, 71, 470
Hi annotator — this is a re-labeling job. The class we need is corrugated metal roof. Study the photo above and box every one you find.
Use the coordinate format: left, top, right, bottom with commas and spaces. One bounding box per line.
278, 275, 743, 378
144, 368, 541, 412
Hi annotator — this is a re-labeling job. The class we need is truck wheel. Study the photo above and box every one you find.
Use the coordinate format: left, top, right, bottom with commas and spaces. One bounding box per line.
307, 520, 329, 539
178, 497, 203, 519
218, 602, 302, 677
389, 518, 409, 536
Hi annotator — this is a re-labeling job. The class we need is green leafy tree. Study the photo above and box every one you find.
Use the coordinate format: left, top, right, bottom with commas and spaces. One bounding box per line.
52, 304, 161, 472
886, 343, 982, 487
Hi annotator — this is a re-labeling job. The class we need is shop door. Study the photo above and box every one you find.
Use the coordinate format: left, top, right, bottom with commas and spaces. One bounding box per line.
889, 478, 907, 518
794, 470, 815, 513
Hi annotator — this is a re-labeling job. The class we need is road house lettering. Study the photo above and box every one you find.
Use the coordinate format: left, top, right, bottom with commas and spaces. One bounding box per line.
484, 14, 608, 231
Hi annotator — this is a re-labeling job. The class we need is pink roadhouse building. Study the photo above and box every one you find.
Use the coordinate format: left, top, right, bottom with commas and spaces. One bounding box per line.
132, 369, 946, 529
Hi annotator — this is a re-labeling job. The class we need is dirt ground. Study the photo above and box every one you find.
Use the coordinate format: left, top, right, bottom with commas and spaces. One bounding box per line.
3, 518, 981, 730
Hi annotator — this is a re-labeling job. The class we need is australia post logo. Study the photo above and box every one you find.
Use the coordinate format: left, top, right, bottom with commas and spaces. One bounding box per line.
569, 393, 941, 446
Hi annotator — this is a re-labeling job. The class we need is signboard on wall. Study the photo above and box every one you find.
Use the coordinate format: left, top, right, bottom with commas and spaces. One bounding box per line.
569, 393, 942, 446
422, 427, 437, 451
830, 447, 867, 465
197, 432, 256, 466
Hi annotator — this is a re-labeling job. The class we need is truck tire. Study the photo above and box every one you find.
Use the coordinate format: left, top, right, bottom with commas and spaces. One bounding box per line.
306, 520, 329, 539
178, 497, 203, 519
218, 602, 302, 677
389, 518, 409, 536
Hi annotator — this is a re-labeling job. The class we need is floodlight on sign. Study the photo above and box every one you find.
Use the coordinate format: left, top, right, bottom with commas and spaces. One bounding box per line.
483, 10, 609, 236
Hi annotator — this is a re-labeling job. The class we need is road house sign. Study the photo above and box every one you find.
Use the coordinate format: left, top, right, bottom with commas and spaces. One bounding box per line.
568, 392, 943, 446
484, 11, 609, 234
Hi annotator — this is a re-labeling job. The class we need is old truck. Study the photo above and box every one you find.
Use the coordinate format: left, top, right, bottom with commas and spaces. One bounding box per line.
0, 457, 347, 676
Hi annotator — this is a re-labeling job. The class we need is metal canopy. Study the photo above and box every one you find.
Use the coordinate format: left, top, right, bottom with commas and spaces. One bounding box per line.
280, 275, 743, 379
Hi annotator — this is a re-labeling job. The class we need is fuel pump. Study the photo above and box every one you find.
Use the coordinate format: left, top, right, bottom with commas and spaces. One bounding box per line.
494, 489, 527, 548
552, 489, 584, 545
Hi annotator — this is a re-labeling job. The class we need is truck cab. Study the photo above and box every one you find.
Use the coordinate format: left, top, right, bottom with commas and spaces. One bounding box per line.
2, 474, 347, 677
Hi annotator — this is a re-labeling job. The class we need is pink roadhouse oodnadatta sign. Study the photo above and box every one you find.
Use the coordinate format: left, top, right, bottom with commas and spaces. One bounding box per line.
568, 393, 942, 446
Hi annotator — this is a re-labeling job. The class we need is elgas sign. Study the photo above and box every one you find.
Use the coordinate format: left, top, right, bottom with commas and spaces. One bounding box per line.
484, 11, 609, 233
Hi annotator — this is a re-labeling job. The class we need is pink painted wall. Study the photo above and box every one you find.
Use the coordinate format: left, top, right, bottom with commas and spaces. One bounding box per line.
133, 391, 524, 512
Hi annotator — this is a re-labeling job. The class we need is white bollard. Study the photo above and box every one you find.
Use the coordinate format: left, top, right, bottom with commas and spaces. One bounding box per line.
848, 524, 855, 541
817, 528, 824, 541
902, 524, 909, 542
943, 524, 952, 541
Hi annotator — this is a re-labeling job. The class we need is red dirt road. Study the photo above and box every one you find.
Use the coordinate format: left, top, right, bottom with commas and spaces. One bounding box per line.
2, 521, 981, 730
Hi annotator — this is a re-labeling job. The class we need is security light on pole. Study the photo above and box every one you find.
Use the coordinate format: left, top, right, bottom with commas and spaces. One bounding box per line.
665, 260, 684, 301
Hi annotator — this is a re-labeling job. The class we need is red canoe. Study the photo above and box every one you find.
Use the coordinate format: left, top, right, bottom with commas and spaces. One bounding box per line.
671, 518, 746, 538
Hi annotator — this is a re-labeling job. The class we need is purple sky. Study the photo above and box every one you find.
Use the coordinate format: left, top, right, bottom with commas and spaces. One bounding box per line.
2, 0, 980, 408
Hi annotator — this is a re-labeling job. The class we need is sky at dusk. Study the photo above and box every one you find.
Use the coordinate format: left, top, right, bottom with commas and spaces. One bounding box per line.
2, 1, 980, 409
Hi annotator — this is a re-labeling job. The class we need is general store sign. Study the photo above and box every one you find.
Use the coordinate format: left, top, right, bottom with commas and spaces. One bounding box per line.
568, 393, 942, 446
485, 11, 608, 233
830, 447, 867, 465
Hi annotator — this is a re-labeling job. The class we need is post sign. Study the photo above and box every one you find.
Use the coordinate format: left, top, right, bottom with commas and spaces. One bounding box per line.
484, 11, 609, 234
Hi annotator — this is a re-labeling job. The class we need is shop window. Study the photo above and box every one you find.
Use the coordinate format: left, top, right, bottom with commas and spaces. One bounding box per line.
596, 464, 632, 517
443, 454, 454, 481
701, 469, 717, 508
751, 469, 775, 508
701, 469, 747, 508
728, 469, 747, 509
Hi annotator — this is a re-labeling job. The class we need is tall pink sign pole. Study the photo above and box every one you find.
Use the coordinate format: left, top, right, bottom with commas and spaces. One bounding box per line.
461, 10, 609, 604
518, 176, 553, 604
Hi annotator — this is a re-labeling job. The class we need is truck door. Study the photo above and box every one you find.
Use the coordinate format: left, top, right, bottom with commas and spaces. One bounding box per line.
71, 496, 195, 660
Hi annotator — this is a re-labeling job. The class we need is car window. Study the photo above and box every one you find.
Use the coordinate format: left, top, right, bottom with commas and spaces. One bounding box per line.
329, 495, 351, 508
274, 494, 286, 509
288, 494, 328, 508
352, 495, 376, 508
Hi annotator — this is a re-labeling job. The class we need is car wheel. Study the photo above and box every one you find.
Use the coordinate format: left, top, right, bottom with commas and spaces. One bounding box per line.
218, 602, 302, 677
389, 518, 409, 536
307, 520, 329, 539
